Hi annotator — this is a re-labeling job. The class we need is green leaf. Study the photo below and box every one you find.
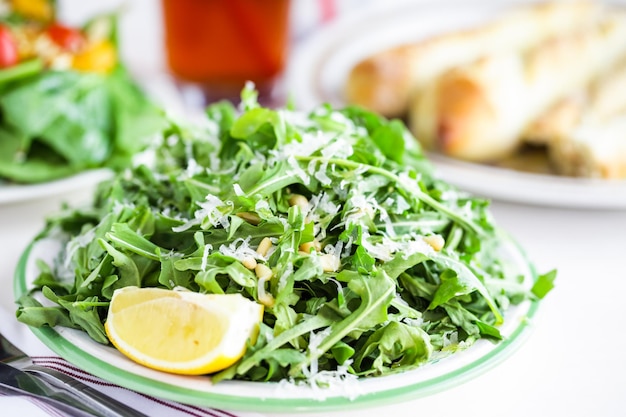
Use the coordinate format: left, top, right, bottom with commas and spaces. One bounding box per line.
0, 59, 43, 84
185, 258, 257, 293
354, 245, 375, 274
57, 297, 109, 344
475, 320, 503, 340
98, 238, 141, 289
353, 321, 432, 375
158, 254, 194, 290
330, 341, 355, 365
531, 269, 556, 299
105, 223, 161, 261
0, 126, 79, 182
241, 159, 305, 198
0, 64, 163, 184
291, 270, 396, 376
16, 294, 77, 329
371, 120, 406, 163
381, 251, 429, 280
38, 287, 109, 344
442, 301, 482, 337
429, 253, 503, 325
236, 313, 334, 376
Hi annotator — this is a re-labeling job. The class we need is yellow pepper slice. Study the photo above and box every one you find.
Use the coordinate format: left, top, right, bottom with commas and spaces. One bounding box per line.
10, 0, 54, 22
72, 40, 117, 74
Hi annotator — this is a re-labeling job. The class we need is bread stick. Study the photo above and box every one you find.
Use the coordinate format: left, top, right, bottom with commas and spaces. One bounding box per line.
409, 13, 626, 162
525, 59, 626, 144
524, 59, 626, 178
549, 115, 626, 179
344, 0, 602, 118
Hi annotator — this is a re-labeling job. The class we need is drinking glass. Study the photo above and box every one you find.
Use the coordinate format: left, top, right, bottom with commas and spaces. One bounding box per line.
162, 0, 291, 107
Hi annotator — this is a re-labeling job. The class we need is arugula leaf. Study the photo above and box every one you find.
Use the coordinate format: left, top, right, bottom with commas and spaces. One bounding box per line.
15, 293, 78, 329
353, 321, 432, 375
288, 270, 396, 376
531, 269, 557, 299
428, 255, 503, 325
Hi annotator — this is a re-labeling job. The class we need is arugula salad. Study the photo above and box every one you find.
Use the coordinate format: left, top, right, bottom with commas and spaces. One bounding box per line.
17, 85, 555, 383
0, 0, 164, 183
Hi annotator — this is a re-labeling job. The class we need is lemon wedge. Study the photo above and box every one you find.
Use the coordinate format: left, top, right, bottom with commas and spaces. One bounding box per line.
104, 287, 263, 375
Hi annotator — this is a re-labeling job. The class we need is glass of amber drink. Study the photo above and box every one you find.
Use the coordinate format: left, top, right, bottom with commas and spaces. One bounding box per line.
161, 0, 291, 106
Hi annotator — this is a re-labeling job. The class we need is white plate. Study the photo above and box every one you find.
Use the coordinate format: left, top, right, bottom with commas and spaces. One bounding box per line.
284, 0, 626, 209
428, 153, 626, 209
0, 169, 113, 205
15, 233, 541, 413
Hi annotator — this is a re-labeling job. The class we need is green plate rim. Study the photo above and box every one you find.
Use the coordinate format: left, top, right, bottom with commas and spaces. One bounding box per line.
14, 234, 542, 413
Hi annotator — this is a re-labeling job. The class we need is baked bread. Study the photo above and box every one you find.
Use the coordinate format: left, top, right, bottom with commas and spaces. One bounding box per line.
525, 59, 626, 144
524, 60, 626, 178
549, 116, 626, 178
344, 0, 602, 118
408, 13, 626, 162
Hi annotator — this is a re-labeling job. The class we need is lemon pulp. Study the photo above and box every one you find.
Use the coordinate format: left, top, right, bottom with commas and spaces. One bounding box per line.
104, 287, 263, 375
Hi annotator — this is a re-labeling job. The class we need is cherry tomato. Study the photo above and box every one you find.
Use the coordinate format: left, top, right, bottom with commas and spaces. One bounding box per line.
0, 25, 18, 68
46, 24, 85, 52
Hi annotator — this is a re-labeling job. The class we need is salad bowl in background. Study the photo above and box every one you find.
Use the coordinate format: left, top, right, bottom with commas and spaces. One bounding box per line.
0, 0, 164, 204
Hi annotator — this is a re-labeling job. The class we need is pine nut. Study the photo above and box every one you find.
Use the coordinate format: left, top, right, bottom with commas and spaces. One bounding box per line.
424, 234, 445, 251
236, 211, 261, 225
288, 194, 308, 210
254, 263, 273, 281
241, 256, 257, 270
320, 253, 340, 272
256, 237, 273, 257
299, 240, 321, 253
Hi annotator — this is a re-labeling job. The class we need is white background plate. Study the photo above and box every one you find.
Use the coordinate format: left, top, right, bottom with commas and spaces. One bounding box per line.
283, 0, 626, 209
0, 169, 113, 205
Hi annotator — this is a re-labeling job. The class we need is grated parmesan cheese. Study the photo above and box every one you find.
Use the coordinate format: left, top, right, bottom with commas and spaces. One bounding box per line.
218, 237, 259, 262
200, 244, 213, 271
286, 155, 310, 185
171, 194, 232, 232
272, 326, 363, 401
313, 160, 332, 186
233, 183, 244, 196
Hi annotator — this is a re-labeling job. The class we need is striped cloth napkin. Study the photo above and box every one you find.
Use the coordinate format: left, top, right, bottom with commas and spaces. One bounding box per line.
0, 308, 263, 417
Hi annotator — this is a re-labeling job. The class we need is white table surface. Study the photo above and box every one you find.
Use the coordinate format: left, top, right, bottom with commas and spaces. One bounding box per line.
2, 1, 625, 416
